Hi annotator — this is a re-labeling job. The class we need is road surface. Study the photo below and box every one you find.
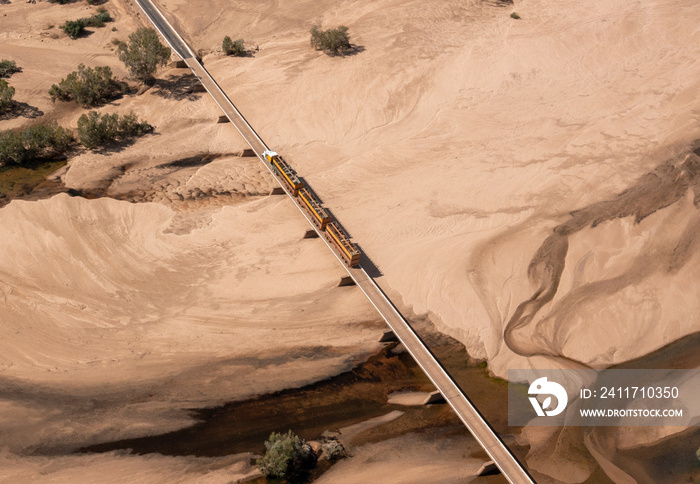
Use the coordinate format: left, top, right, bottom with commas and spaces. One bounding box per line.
132, 2, 536, 482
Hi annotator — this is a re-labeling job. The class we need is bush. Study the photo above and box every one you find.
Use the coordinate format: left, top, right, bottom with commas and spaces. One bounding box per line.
0, 131, 23, 165
77, 110, 153, 149
61, 19, 86, 39
310, 25, 351, 55
116, 28, 171, 84
83, 8, 112, 28
257, 431, 316, 481
0, 80, 14, 113
321, 440, 346, 461
222, 36, 245, 56
0, 123, 73, 166
61, 9, 112, 38
49, 64, 118, 106
510, 12, 521, 19
0, 60, 21, 78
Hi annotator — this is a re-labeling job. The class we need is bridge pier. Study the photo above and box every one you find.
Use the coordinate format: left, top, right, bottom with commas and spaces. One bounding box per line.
338, 276, 355, 287
167, 59, 187, 68
422, 390, 446, 405
477, 461, 500, 476
239, 148, 256, 157
378, 330, 398, 343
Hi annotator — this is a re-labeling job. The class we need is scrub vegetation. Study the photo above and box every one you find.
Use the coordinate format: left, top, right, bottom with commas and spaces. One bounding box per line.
310, 25, 352, 55
77, 110, 153, 150
49, 64, 121, 106
116, 28, 171, 84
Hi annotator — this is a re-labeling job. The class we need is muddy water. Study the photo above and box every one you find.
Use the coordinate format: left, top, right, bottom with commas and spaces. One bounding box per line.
80, 331, 519, 458
0, 159, 68, 208
534, 333, 700, 484
609, 332, 700, 483
77, 318, 699, 483
616, 426, 700, 484
82, 343, 432, 456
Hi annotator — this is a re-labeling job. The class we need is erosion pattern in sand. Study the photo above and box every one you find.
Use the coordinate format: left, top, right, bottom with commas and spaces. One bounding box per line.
151, 0, 700, 372
2, 0, 700, 482
152, 0, 700, 480
1, 1, 387, 480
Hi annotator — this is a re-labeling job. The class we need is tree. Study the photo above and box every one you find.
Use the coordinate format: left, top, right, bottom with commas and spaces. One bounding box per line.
0, 130, 24, 165
77, 110, 153, 149
116, 28, 171, 84
0, 80, 14, 113
222, 36, 246, 56
310, 25, 351, 55
0, 60, 21, 78
22, 124, 73, 157
0, 123, 73, 166
257, 431, 316, 482
49, 64, 118, 107
61, 19, 86, 39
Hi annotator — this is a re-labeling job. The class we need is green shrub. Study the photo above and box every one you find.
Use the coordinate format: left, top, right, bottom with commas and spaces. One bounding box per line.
510, 12, 521, 19
310, 25, 351, 55
77, 110, 153, 149
49, 64, 118, 107
61, 19, 86, 39
0, 80, 14, 113
84, 8, 112, 28
0, 123, 73, 166
116, 28, 171, 84
61, 9, 112, 38
257, 430, 316, 481
0, 60, 21, 78
222, 36, 245, 56
0, 131, 23, 165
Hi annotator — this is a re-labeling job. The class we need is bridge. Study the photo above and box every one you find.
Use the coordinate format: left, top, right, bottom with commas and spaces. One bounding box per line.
131, 1, 535, 482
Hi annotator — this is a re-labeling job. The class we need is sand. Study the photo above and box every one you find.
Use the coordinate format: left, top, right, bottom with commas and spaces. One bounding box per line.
0, 449, 261, 484
2, 0, 700, 481
387, 391, 432, 406
315, 430, 492, 484
152, 0, 700, 371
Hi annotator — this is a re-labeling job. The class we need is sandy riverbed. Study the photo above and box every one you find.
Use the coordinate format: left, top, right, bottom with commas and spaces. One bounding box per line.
1, 0, 699, 481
